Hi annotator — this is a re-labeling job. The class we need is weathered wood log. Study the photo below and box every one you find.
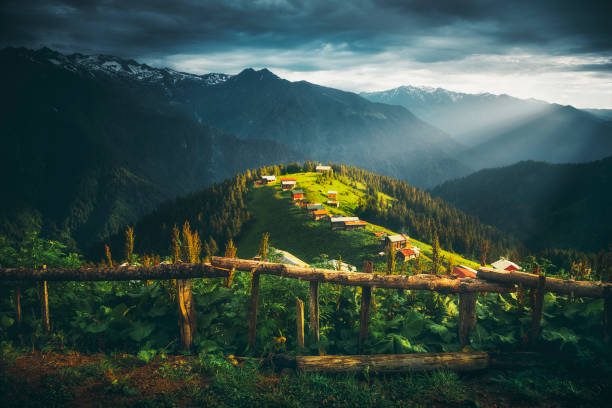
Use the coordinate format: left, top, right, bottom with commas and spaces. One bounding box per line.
40, 279, 50, 333
309, 281, 319, 343
212, 257, 515, 293
248, 272, 261, 347
0, 263, 228, 281
478, 267, 610, 298
530, 273, 546, 346
296, 298, 305, 349
286, 352, 490, 373
458, 293, 477, 346
177, 278, 196, 350
359, 261, 374, 353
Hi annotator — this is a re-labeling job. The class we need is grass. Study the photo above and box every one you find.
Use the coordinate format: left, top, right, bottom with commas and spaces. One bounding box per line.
238, 171, 480, 270
3, 350, 610, 407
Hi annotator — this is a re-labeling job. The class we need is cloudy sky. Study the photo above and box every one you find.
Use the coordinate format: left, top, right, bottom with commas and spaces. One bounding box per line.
1, 0, 611, 108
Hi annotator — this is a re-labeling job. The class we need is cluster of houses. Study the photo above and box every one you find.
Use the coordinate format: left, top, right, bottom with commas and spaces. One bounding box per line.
378, 233, 422, 261
453, 257, 521, 278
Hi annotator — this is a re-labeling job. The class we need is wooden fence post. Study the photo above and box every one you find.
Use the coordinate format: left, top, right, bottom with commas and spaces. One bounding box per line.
15, 285, 22, 328
248, 270, 260, 348
309, 281, 319, 343
40, 266, 50, 333
458, 293, 477, 347
359, 261, 374, 352
296, 298, 305, 349
530, 273, 546, 346
177, 278, 196, 350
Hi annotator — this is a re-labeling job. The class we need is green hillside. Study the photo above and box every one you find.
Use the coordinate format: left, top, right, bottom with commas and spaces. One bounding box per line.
238, 172, 480, 270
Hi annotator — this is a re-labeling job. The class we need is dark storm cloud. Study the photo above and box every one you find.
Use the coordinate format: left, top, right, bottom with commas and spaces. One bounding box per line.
1, 0, 610, 60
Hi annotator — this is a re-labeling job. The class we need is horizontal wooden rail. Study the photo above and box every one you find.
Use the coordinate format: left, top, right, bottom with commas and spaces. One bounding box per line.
211, 257, 515, 293
270, 351, 540, 373
0, 263, 228, 281
478, 267, 611, 298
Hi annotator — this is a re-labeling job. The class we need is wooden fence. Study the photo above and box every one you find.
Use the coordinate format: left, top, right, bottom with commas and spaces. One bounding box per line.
1, 257, 610, 370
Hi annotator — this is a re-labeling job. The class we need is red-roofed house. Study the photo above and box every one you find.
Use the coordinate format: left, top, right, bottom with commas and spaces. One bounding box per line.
396, 247, 420, 262
312, 209, 329, 221
491, 258, 521, 271
281, 178, 297, 190
452, 265, 478, 278
291, 189, 305, 201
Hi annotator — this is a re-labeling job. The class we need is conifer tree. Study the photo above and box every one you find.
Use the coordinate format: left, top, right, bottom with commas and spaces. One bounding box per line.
125, 226, 134, 264
386, 243, 396, 275
480, 241, 490, 266
258, 232, 270, 259
431, 229, 440, 274
171, 225, 181, 263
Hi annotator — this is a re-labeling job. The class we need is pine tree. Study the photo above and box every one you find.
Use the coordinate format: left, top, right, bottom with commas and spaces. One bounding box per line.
171, 225, 181, 263
258, 232, 270, 259
480, 241, 489, 266
386, 243, 396, 275
125, 226, 134, 264
431, 229, 440, 275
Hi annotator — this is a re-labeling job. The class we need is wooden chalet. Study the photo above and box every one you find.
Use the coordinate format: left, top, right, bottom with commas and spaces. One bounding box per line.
261, 175, 276, 184
280, 178, 297, 191
452, 265, 478, 278
491, 258, 521, 271
316, 165, 332, 172
291, 189, 305, 201
344, 220, 367, 230
396, 247, 420, 262
330, 216, 359, 230
306, 203, 325, 214
312, 209, 329, 221
327, 190, 338, 200
326, 200, 339, 207
384, 234, 409, 250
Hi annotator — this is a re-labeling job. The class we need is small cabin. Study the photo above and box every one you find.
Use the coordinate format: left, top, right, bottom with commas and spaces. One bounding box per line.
312, 209, 329, 221
306, 203, 325, 214
261, 175, 276, 184
327, 200, 339, 207
280, 178, 297, 190
384, 234, 409, 250
396, 247, 420, 262
327, 190, 338, 200
316, 165, 332, 173
491, 258, 521, 271
330, 216, 359, 230
453, 265, 478, 278
291, 189, 305, 201
344, 220, 367, 230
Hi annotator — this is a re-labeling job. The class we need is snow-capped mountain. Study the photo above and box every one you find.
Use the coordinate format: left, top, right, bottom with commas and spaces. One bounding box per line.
35, 46, 230, 86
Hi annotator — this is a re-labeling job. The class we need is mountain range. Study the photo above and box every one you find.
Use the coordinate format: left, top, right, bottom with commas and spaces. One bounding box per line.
431, 157, 612, 253
362, 86, 612, 169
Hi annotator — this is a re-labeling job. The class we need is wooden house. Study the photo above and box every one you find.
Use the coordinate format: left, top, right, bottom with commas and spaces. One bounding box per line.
384, 234, 409, 250
306, 203, 325, 214
327, 200, 339, 207
344, 220, 367, 230
452, 265, 478, 278
312, 209, 329, 221
327, 190, 338, 200
396, 247, 420, 262
330, 216, 359, 230
316, 165, 332, 172
261, 175, 276, 184
491, 258, 521, 271
291, 189, 305, 201
280, 178, 297, 190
